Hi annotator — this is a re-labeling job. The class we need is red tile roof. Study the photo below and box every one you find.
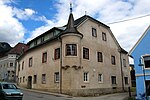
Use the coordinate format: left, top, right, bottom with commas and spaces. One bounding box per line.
8, 43, 29, 55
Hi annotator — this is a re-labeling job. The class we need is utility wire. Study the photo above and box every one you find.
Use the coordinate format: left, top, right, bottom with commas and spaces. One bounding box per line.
107, 13, 150, 25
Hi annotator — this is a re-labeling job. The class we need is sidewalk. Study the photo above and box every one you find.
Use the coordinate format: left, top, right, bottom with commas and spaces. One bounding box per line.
21, 87, 132, 100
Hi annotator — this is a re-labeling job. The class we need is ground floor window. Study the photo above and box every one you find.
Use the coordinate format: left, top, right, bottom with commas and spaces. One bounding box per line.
98, 74, 103, 83
33, 75, 37, 84
111, 76, 116, 84
54, 72, 59, 83
124, 77, 128, 85
23, 76, 25, 83
42, 74, 46, 84
84, 72, 89, 82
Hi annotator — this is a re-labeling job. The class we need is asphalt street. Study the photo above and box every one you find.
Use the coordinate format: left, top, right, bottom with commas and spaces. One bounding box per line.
22, 89, 129, 100
22, 90, 73, 100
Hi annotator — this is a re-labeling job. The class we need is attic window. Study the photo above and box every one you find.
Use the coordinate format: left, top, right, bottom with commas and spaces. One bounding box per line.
41, 37, 44, 42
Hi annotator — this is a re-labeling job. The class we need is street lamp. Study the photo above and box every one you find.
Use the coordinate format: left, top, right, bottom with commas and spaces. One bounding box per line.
138, 57, 147, 100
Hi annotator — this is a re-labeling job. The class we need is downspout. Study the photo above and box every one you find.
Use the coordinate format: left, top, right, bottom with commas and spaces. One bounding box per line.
120, 51, 125, 91
59, 38, 62, 94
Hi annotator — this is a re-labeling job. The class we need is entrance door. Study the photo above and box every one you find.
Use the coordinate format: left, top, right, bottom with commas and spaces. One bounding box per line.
146, 80, 150, 96
27, 76, 32, 89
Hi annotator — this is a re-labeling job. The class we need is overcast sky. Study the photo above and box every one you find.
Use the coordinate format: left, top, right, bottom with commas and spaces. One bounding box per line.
0, 0, 150, 52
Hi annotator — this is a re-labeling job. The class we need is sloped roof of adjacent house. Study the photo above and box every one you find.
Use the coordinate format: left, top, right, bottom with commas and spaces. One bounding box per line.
8, 43, 29, 55
129, 25, 150, 55
27, 27, 63, 45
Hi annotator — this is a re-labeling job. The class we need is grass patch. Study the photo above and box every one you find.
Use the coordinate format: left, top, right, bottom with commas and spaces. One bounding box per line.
130, 87, 136, 92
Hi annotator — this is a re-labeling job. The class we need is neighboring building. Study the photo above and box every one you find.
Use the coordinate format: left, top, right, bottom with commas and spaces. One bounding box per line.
17, 12, 131, 96
129, 25, 150, 99
0, 42, 12, 58
0, 43, 28, 82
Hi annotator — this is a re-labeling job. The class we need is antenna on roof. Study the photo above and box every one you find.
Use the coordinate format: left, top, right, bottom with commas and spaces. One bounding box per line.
85, 11, 87, 15
70, 1, 72, 13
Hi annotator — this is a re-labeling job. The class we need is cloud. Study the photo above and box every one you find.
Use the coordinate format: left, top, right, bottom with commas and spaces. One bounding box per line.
0, 0, 25, 46
26, 0, 150, 52
13, 8, 36, 20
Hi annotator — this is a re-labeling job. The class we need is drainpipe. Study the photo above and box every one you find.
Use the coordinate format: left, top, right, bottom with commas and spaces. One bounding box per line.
59, 38, 62, 94
120, 51, 125, 91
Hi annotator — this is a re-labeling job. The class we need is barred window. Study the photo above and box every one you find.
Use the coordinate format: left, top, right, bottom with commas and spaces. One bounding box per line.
98, 74, 103, 82
84, 72, 89, 82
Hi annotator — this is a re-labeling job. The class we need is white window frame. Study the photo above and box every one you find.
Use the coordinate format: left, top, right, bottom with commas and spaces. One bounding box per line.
84, 72, 89, 82
98, 74, 103, 83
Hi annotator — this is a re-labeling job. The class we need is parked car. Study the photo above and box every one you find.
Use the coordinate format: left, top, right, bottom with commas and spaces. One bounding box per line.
0, 82, 23, 100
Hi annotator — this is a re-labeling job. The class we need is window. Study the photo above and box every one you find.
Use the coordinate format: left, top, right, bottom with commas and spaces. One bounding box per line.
22, 61, 24, 70
23, 76, 25, 83
124, 77, 128, 85
29, 57, 33, 67
144, 56, 150, 68
66, 44, 77, 56
42, 74, 46, 84
54, 72, 59, 83
111, 56, 116, 65
54, 48, 60, 60
123, 59, 126, 67
97, 52, 103, 62
83, 47, 89, 59
84, 72, 89, 82
98, 74, 103, 83
18, 64, 20, 72
111, 76, 116, 84
34, 40, 37, 46
10, 63, 13, 67
42, 52, 47, 63
20, 77, 22, 83
41, 37, 44, 42
102, 32, 107, 41
33, 75, 37, 84
92, 28, 97, 37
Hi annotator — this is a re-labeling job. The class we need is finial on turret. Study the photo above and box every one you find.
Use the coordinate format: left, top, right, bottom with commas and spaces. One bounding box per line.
70, 2, 72, 13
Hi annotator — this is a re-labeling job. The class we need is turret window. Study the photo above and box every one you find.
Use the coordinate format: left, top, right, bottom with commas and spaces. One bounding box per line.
66, 44, 77, 56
